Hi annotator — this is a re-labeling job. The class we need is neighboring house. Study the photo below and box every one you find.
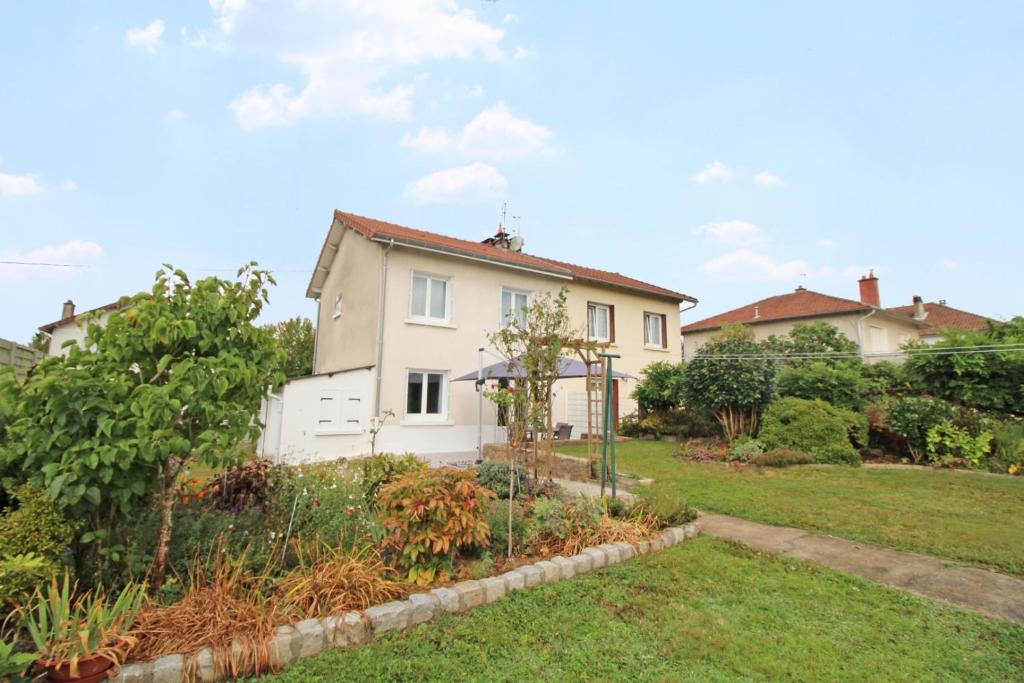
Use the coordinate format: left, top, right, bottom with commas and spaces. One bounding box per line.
37, 300, 122, 356
886, 297, 993, 343
260, 210, 696, 465
680, 272, 930, 361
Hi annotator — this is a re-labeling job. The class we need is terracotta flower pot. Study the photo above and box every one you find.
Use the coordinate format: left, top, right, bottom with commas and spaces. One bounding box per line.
40, 640, 130, 683
40, 653, 114, 683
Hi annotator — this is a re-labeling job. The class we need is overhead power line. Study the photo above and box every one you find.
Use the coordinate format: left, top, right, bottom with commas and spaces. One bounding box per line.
0, 260, 92, 268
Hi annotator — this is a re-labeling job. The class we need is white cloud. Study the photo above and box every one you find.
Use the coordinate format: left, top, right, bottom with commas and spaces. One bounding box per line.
816, 238, 837, 248
0, 239, 103, 282
401, 127, 454, 154
699, 249, 809, 282
0, 169, 42, 198
503, 13, 519, 24
696, 220, 767, 247
59, 179, 78, 192
402, 101, 553, 161
941, 258, 964, 271
754, 170, 784, 187
692, 161, 733, 185
218, 1, 506, 129
512, 46, 532, 60
165, 110, 187, 122
126, 19, 165, 53
405, 162, 507, 204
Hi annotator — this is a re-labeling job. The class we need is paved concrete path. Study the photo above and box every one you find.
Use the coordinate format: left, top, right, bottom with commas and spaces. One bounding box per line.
696, 512, 1024, 624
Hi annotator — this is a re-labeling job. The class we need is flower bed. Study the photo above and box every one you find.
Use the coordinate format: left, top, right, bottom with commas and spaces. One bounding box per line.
2, 454, 692, 682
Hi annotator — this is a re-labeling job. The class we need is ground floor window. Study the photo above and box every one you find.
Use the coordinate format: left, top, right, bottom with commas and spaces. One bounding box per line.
407, 370, 446, 417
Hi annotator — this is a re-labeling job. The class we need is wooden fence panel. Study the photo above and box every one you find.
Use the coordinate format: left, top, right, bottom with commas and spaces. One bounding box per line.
0, 338, 43, 379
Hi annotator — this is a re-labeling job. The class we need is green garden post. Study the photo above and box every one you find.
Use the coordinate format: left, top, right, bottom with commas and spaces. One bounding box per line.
599, 352, 620, 499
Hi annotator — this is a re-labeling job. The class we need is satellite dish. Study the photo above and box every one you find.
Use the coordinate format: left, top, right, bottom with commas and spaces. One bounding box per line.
509, 235, 524, 252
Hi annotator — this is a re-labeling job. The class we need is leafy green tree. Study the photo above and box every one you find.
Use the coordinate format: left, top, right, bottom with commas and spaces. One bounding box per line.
631, 361, 685, 414
682, 325, 776, 440
1, 264, 284, 591
265, 316, 315, 379
902, 318, 1024, 415
29, 331, 50, 354
776, 361, 866, 410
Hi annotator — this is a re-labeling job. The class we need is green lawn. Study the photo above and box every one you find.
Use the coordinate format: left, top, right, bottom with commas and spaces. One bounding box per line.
559, 441, 1024, 576
254, 538, 1024, 682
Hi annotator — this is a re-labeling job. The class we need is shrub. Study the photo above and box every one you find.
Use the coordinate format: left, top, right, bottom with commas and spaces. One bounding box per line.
861, 361, 907, 398
631, 361, 686, 413
991, 420, 1024, 474
885, 395, 959, 463
751, 449, 815, 467
483, 498, 528, 556
268, 462, 383, 552
926, 422, 992, 468
759, 397, 864, 466
200, 457, 273, 512
902, 318, 1024, 415
525, 495, 602, 552
728, 437, 765, 463
682, 325, 776, 440
776, 361, 866, 410
475, 461, 529, 499
0, 484, 77, 563
621, 408, 718, 440
618, 412, 642, 437
632, 491, 697, 528
0, 552, 50, 611
357, 453, 427, 504
378, 468, 494, 584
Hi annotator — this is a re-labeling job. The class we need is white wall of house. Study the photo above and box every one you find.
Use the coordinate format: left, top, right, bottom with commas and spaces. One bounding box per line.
46, 311, 112, 356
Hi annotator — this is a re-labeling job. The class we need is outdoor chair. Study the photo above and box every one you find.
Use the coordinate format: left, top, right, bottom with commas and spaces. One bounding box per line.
553, 422, 574, 440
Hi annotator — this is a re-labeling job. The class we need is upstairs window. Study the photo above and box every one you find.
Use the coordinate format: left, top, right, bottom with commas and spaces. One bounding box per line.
644, 312, 666, 348
410, 273, 450, 323
407, 370, 446, 417
588, 303, 613, 342
501, 288, 530, 328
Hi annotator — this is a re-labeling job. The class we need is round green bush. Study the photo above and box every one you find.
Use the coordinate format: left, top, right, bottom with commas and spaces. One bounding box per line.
759, 397, 865, 466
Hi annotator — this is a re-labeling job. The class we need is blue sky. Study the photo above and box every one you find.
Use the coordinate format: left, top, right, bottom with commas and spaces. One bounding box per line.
2, 1, 1022, 343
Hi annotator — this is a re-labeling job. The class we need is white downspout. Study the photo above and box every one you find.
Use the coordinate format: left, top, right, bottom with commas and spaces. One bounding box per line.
311, 297, 321, 373
373, 239, 395, 417
855, 309, 877, 360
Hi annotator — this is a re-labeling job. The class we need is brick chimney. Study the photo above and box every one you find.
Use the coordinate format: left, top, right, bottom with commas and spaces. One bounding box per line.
912, 295, 926, 320
858, 270, 880, 307
61, 299, 75, 320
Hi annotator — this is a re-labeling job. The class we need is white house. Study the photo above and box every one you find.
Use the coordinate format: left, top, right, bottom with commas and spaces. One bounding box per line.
259, 210, 696, 465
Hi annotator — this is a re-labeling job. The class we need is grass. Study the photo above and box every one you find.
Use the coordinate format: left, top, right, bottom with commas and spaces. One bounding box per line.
559, 440, 1024, 576
252, 538, 1024, 682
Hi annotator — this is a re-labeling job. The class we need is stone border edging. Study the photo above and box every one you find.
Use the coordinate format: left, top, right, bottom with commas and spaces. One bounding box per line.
113, 523, 699, 682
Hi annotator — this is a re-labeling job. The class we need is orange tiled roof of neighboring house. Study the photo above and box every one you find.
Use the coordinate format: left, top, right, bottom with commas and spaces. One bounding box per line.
332, 210, 696, 302
679, 287, 871, 333
886, 301, 993, 337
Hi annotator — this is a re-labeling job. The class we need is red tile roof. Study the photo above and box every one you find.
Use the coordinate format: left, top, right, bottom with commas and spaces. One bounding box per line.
330, 210, 695, 302
886, 302, 993, 337
680, 287, 872, 333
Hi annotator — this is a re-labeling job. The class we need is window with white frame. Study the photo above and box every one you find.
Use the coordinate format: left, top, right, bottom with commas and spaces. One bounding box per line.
588, 303, 612, 342
333, 294, 343, 319
410, 272, 450, 323
501, 288, 530, 328
406, 370, 446, 417
644, 312, 665, 347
